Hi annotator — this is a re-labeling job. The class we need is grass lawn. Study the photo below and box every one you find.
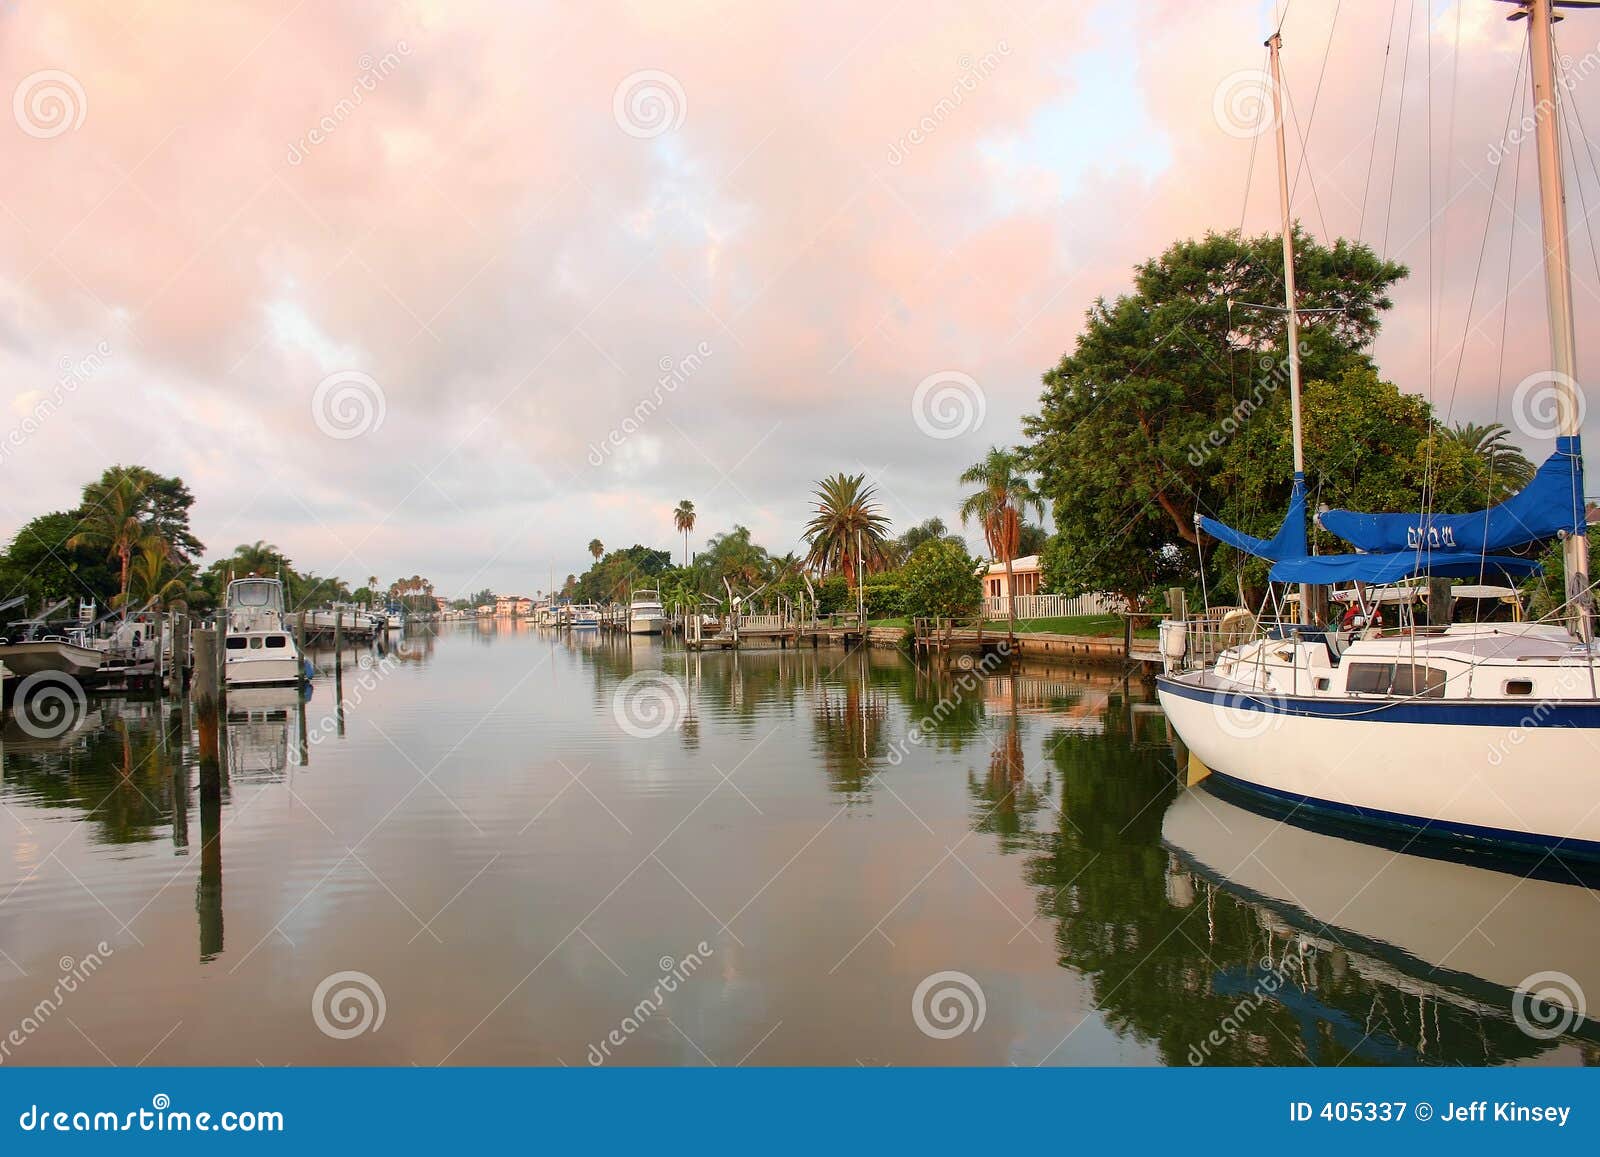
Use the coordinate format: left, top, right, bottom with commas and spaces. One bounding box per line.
981, 613, 1159, 639
866, 617, 910, 628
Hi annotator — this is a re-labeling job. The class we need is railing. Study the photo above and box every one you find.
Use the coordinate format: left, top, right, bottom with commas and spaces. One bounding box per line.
1157, 608, 1254, 673
982, 592, 1125, 620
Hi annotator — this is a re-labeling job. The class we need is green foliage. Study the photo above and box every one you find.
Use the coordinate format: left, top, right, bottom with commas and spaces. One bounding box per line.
1023, 228, 1406, 605
1215, 367, 1491, 599
861, 570, 904, 618
803, 473, 893, 583
815, 575, 850, 614
573, 544, 672, 604
898, 539, 982, 621
0, 511, 117, 611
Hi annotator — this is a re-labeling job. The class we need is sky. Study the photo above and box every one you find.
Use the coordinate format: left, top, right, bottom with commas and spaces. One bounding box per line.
5, 0, 1600, 597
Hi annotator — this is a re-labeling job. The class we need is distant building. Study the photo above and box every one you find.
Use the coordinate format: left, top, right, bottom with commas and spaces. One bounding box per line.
434, 596, 449, 611
980, 554, 1042, 600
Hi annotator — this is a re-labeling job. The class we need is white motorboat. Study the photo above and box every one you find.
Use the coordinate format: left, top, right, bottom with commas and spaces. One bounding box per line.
627, 590, 665, 635
1157, 3, 1600, 861
0, 631, 105, 679
569, 603, 601, 630
223, 577, 306, 687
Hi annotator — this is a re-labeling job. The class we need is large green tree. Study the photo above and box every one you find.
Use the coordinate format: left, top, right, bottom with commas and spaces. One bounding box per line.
1023, 229, 1406, 605
1214, 367, 1491, 601
0, 511, 118, 612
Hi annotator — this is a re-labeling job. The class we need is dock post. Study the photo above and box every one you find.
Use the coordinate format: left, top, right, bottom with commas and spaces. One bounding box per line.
1123, 614, 1133, 659
296, 611, 307, 686
194, 626, 225, 961
149, 614, 165, 693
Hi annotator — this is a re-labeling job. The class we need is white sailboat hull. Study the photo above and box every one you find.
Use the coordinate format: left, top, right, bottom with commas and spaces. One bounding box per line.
1157, 674, 1600, 855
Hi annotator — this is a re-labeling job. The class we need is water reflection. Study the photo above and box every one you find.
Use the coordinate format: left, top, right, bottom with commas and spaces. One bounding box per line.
0, 628, 1593, 1065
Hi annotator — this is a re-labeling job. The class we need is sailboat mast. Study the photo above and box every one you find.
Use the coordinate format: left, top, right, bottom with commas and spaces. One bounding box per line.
1267, 32, 1312, 623
1527, 0, 1591, 640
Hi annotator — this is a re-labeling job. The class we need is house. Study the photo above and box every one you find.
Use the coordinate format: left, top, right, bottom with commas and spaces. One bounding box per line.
514, 597, 533, 617
980, 555, 1043, 600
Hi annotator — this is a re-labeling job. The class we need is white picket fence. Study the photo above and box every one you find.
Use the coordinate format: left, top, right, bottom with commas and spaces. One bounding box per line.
983, 592, 1125, 620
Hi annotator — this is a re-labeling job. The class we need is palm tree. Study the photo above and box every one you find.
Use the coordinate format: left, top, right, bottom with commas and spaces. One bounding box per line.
1441, 421, 1536, 500
802, 473, 892, 586
588, 539, 604, 562
673, 500, 697, 567
959, 447, 1044, 645
123, 536, 198, 610
69, 475, 150, 615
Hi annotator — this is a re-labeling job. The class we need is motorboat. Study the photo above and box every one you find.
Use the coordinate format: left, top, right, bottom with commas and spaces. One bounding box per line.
223, 577, 306, 687
627, 589, 665, 635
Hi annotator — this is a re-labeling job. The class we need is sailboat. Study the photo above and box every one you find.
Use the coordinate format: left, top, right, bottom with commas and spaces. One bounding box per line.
1158, 1, 1600, 859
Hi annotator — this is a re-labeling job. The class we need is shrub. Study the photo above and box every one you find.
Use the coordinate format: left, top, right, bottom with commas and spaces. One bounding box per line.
899, 539, 982, 621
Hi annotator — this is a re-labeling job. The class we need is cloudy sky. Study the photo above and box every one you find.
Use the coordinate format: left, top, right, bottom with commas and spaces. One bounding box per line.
4, 0, 1599, 596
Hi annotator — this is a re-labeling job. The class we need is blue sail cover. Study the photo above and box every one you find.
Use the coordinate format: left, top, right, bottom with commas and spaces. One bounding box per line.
1197, 473, 1309, 561
1269, 552, 1542, 585
1317, 436, 1585, 554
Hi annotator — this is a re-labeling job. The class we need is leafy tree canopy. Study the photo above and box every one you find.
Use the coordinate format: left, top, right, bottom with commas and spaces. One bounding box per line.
1023, 228, 1407, 605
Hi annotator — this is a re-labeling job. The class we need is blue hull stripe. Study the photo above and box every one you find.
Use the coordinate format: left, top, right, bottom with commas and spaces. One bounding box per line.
1204, 772, 1600, 860
1156, 674, 1600, 727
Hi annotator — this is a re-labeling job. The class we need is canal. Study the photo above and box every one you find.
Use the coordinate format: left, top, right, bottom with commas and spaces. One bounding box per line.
0, 622, 1594, 1066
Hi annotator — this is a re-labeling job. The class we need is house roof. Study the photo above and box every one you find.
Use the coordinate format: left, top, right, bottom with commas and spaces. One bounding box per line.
982, 554, 1041, 576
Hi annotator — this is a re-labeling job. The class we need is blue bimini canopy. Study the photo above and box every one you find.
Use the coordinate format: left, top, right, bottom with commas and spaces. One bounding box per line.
1268, 551, 1542, 586
1317, 436, 1585, 555
1197, 473, 1309, 562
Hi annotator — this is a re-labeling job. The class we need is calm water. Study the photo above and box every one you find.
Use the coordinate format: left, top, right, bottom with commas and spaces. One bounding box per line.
1, 623, 1595, 1066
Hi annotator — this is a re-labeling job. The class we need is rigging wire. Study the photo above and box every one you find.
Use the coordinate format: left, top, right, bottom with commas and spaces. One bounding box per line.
1357, 0, 1403, 243
1288, 0, 1343, 209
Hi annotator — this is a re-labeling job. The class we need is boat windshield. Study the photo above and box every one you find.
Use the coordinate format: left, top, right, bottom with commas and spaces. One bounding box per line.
229, 580, 283, 610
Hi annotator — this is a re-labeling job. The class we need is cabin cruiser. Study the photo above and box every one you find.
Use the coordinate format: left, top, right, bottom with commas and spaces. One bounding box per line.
223, 577, 306, 687
627, 590, 665, 635
568, 603, 601, 630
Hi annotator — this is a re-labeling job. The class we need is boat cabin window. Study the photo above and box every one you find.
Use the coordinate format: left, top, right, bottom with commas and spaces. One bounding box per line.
1346, 663, 1392, 694
226, 636, 246, 649
266, 635, 287, 648
1504, 679, 1534, 696
1345, 662, 1446, 697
